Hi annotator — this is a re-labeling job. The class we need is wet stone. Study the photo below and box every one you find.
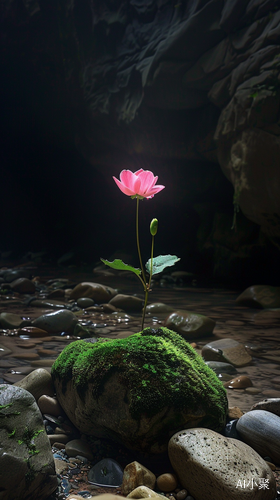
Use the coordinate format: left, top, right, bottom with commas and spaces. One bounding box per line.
29, 298, 67, 309
1, 269, 30, 282
202, 338, 252, 367
0, 312, 30, 329
77, 297, 95, 308
0, 343, 12, 356
70, 282, 117, 303
224, 375, 253, 389
146, 303, 175, 314
205, 361, 237, 375
164, 310, 215, 339
236, 285, 280, 309
14, 352, 40, 360
32, 309, 78, 334
109, 294, 143, 312
88, 458, 123, 486
18, 326, 50, 337
10, 277, 36, 294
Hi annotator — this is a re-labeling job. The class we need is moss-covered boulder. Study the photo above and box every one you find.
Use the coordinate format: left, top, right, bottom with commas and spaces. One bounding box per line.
52, 327, 228, 454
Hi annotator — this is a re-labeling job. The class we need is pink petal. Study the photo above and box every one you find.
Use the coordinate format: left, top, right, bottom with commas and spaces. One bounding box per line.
144, 184, 165, 198
119, 170, 137, 190
137, 170, 157, 196
113, 176, 135, 196
134, 169, 144, 176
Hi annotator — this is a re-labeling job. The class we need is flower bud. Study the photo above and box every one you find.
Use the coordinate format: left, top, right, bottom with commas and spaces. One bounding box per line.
150, 218, 158, 236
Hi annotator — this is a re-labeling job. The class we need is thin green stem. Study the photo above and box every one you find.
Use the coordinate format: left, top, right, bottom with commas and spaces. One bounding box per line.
142, 288, 149, 331
141, 235, 155, 331
136, 197, 146, 284
148, 235, 154, 290
136, 197, 148, 331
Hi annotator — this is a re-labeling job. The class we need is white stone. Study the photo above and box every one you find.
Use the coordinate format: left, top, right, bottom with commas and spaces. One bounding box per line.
168, 428, 276, 500
127, 486, 165, 500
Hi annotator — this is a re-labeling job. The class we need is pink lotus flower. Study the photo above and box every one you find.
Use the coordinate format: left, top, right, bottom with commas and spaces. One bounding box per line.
113, 169, 165, 199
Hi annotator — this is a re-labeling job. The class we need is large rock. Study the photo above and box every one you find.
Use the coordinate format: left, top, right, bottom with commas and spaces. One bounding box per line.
52, 327, 228, 454
0, 384, 57, 500
169, 428, 276, 500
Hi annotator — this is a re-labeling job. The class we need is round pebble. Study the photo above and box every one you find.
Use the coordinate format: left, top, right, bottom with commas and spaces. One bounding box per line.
157, 473, 178, 492
176, 489, 188, 500
77, 297, 95, 308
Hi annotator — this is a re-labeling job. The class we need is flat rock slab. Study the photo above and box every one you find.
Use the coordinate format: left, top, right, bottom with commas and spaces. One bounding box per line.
202, 338, 252, 367
236, 285, 280, 309
168, 428, 276, 500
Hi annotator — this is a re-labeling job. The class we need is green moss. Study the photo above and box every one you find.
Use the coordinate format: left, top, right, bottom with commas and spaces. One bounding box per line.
0, 402, 20, 418
18, 428, 44, 456
52, 327, 228, 428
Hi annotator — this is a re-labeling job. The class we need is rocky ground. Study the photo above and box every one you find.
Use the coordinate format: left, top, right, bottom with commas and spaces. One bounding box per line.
1, 259, 280, 499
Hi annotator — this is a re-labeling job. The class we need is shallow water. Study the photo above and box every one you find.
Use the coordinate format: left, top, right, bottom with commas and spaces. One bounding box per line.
1, 264, 280, 413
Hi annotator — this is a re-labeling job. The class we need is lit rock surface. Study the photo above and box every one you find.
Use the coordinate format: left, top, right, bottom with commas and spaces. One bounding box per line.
122, 461, 156, 496
236, 410, 280, 465
202, 338, 252, 367
250, 398, 280, 417
168, 428, 276, 500
127, 486, 165, 500
52, 327, 228, 453
109, 294, 143, 312
69, 282, 117, 303
0, 384, 57, 500
164, 310, 215, 339
236, 286, 280, 309
14, 368, 55, 400
32, 309, 78, 334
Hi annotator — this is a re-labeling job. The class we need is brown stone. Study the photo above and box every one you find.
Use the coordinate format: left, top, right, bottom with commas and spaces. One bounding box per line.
10, 277, 36, 294
224, 375, 253, 389
18, 326, 49, 337
122, 462, 156, 496
228, 406, 244, 419
156, 473, 178, 492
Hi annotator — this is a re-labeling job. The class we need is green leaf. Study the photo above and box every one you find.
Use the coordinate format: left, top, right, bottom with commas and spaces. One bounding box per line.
145, 255, 180, 275
100, 258, 142, 276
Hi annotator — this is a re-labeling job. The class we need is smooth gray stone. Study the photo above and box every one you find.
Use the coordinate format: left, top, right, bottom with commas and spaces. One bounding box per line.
77, 297, 95, 308
205, 361, 237, 375
236, 410, 280, 465
32, 309, 78, 334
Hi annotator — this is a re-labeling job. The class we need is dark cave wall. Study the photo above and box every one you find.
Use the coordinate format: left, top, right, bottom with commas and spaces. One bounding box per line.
1, 0, 280, 285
